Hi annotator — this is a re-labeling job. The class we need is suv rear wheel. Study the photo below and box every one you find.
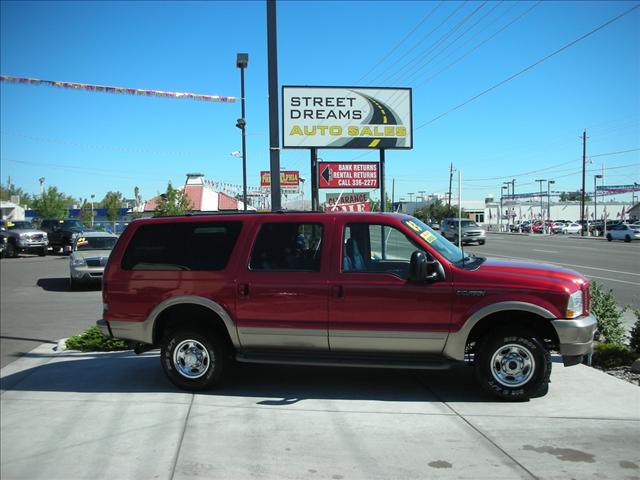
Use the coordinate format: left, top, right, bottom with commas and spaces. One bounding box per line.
474, 328, 551, 401
161, 330, 227, 391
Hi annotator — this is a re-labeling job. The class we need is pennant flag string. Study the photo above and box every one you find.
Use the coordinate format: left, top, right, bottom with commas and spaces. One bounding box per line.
1, 75, 237, 103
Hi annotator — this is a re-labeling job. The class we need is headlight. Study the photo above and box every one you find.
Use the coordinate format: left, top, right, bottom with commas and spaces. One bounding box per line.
566, 290, 583, 318
71, 257, 86, 267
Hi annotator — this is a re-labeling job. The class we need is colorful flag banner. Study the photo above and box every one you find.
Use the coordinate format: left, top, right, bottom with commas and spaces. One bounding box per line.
1, 75, 236, 103
595, 184, 640, 195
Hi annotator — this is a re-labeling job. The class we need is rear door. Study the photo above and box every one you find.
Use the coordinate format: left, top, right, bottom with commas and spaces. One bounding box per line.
235, 219, 331, 350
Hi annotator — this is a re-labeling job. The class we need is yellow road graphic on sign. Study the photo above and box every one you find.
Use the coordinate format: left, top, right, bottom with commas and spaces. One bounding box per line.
368, 139, 380, 147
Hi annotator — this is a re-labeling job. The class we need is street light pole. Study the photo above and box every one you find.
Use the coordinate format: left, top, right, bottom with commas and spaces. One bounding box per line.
236, 53, 249, 211
90, 194, 95, 227
500, 185, 507, 232
535, 179, 546, 233
594, 174, 602, 237
547, 180, 555, 233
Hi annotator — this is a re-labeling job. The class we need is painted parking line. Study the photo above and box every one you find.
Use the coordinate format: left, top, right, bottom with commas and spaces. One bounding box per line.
532, 249, 558, 253
584, 275, 640, 286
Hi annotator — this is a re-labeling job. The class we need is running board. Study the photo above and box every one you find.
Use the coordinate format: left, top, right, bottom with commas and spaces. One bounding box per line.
235, 351, 458, 370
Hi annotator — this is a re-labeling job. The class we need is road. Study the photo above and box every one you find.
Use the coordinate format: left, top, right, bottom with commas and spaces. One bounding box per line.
468, 234, 640, 311
0, 254, 102, 368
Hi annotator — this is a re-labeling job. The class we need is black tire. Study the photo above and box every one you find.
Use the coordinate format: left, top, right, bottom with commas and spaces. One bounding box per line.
474, 328, 551, 401
452, 235, 459, 245
161, 330, 227, 391
624, 235, 631, 243
6, 241, 17, 258
479, 240, 486, 245
606, 234, 612, 242
38, 247, 46, 257
69, 277, 79, 290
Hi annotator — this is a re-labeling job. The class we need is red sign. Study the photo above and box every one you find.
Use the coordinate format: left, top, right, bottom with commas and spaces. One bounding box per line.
260, 171, 300, 188
318, 162, 379, 189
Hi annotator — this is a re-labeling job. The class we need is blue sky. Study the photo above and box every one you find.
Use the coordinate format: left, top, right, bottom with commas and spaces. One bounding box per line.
1, 0, 638, 204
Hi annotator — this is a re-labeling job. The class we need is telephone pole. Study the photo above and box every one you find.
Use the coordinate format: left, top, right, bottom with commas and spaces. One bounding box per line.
580, 130, 587, 236
447, 162, 453, 207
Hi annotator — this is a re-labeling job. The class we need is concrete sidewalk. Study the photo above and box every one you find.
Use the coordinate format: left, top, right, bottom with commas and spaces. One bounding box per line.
1, 343, 639, 480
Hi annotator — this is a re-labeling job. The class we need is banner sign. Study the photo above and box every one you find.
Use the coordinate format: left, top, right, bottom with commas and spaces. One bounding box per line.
325, 192, 370, 206
596, 184, 640, 194
325, 202, 371, 212
282, 86, 412, 149
318, 162, 379, 189
260, 171, 300, 188
0, 75, 236, 103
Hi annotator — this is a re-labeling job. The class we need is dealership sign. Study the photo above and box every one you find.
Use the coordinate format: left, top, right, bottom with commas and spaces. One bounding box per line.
282, 86, 412, 149
318, 162, 379, 189
260, 171, 300, 188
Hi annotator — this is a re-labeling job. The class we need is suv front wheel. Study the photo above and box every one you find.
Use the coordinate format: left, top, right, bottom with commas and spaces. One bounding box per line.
161, 330, 227, 391
474, 328, 551, 401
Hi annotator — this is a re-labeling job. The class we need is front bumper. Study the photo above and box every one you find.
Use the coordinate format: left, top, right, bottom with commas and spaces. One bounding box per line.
552, 313, 597, 358
70, 266, 105, 283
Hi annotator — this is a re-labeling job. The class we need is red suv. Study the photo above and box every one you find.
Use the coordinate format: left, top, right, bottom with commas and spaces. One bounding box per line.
98, 212, 596, 401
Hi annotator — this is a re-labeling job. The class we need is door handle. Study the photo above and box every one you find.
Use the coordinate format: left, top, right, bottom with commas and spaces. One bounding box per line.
238, 283, 249, 297
331, 285, 343, 298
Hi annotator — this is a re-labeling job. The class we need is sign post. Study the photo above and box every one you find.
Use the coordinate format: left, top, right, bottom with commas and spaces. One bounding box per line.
310, 148, 319, 211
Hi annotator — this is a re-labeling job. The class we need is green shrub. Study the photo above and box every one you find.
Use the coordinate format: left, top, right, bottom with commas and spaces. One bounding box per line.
65, 326, 129, 352
590, 282, 626, 345
630, 309, 640, 352
592, 343, 637, 369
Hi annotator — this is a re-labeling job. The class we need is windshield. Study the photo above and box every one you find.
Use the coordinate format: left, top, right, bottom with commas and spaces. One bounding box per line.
75, 236, 117, 251
402, 217, 464, 264
6, 221, 33, 230
458, 220, 479, 228
62, 220, 85, 230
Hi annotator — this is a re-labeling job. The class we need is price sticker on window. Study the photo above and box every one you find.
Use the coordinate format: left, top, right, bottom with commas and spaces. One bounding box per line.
420, 230, 437, 244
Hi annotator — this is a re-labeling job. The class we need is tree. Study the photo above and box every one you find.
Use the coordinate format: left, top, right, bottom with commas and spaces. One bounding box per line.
0, 182, 32, 207
559, 191, 591, 202
413, 199, 463, 223
130, 186, 143, 219
30, 186, 69, 219
102, 191, 124, 231
78, 199, 93, 227
155, 182, 192, 216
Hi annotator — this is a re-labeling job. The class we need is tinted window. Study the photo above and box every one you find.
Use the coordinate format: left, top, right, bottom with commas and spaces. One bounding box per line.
121, 222, 242, 271
249, 223, 323, 271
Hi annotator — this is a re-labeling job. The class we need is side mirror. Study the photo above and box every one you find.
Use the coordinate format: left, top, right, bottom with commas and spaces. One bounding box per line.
409, 251, 440, 283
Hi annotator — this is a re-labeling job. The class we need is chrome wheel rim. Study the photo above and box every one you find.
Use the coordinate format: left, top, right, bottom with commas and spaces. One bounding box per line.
173, 339, 211, 379
490, 343, 535, 388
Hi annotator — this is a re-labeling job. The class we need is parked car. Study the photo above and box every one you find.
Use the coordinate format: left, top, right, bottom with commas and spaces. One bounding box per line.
0, 231, 7, 258
69, 231, 119, 289
520, 221, 532, 233
98, 212, 596, 401
551, 222, 567, 234
606, 223, 640, 243
40, 218, 91, 254
440, 218, 486, 245
0, 220, 48, 257
564, 222, 582, 235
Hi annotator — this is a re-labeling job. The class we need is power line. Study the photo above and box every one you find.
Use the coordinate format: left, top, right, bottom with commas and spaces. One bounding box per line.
367, 1, 469, 85
415, 1, 540, 89
415, 3, 640, 130
357, 1, 445, 83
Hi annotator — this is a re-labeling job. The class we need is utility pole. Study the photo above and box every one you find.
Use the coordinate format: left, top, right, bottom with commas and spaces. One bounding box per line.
594, 175, 602, 237
580, 130, 587, 236
447, 162, 453, 207
547, 180, 555, 233
391, 178, 395, 210
457, 170, 462, 248
267, 0, 281, 211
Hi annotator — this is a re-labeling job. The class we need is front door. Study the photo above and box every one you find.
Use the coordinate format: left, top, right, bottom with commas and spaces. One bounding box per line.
329, 220, 452, 354
235, 221, 330, 350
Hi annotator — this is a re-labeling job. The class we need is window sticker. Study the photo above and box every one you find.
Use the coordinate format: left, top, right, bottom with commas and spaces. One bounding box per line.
6, 221, 14, 227
420, 230, 437, 244
404, 220, 421, 233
